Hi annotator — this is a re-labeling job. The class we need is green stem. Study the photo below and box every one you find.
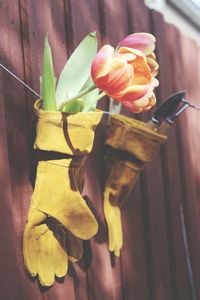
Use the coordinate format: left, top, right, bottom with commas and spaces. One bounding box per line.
96, 91, 106, 101
58, 84, 97, 111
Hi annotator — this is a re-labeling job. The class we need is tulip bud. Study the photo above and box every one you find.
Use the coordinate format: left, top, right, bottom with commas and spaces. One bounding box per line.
118, 32, 156, 55
91, 33, 159, 113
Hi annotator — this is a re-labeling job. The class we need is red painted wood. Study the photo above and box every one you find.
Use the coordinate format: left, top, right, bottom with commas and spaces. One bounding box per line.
98, 0, 129, 46
127, 5, 174, 300
95, 0, 133, 299
120, 3, 153, 300
163, 23, 194, 300
102, 1, 151, 299
0, 71, 24, 300
152, 11, 192, 300
149, 11, 195, 300
179, 34, 200, 299
67, 1, 107, 299
20, 1, 77, 299
127, 0, 151, 33
69, 0, 124, 299
0, 1, 42, 299
121, 185, 150, 300
69, 0, 101, 46
0, 0, 200, 299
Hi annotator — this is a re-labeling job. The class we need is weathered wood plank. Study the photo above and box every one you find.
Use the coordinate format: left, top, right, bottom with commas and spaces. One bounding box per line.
69, 0, 124, 299
127, 0, 151, 33
0, 70, 23, 300
118, 2, 153, 300
0, 1, 42, 299
180, 33, 200, 299
125, 5, 174, 300
20, 1, 77, 299
66, 1, 105, 299
142, 10, 173, 300
164, 23, 194, 300
97, 0, 133, 299
100, 0, 152, 299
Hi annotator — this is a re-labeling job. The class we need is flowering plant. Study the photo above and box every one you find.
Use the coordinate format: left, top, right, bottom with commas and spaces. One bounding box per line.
41, 32, 159, 113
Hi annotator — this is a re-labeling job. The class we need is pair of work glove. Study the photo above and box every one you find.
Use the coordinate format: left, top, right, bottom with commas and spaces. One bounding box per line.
103, 114, 167, 257
23, 100, 102, 286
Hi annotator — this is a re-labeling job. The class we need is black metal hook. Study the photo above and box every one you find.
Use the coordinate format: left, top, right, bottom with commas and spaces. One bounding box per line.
152, 91, 200, 125
152, 91, 186, 125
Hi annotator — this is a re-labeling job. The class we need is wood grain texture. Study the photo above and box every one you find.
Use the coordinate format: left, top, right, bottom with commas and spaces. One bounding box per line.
164, 23, 193, 300
128, 5, 173, 300
179, 33, 200, 299
119, 1, 152, 300
21, 1, 76, 299
0, 1, 42, 299
0, 69, 23, 300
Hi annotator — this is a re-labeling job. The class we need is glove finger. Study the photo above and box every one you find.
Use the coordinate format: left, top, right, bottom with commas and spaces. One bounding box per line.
23, 211, 46, 276
50, 222, 69, 278
113, 208, 123, 257
104, 188, 123, 257
24, 217, 68, 286
37, 229, 56, 286
65, 230, 83, 262
50, 192, 98, 240
51, 221, 83, 263
38, 229, 68, 286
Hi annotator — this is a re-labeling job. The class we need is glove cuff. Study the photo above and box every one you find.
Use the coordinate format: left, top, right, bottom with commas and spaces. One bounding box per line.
106, 114, 167, 162
33, 99, 103, 155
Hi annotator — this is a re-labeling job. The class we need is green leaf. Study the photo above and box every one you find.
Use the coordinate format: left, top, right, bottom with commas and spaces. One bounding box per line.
42, 36, 57, 111
56, 32, 98, 106
62, 98, 84, 113
82, 77, 99, 112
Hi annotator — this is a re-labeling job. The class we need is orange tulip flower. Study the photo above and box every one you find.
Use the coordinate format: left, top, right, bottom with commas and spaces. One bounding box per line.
91, 33, 159, 113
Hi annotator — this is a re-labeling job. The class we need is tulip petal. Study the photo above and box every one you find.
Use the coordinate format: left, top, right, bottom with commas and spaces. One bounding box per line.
131, 55, 152, 85
94, 57, 133, 97
118, 47, 144, 60
152, 78, 159, 88
148, 52, 156, 60
147, 56, 159, 77
121, 91, 157, 113
91, 33, 159, 113
117, 83, 150, 102
121, 101, 143, 113
91, 45, 114, 80
104, 60, 133, 96
118, 47, 152, 85
118, 33, 156, 55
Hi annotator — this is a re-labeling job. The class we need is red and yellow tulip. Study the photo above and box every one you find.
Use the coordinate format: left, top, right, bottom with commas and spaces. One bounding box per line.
91, 33, 159, 113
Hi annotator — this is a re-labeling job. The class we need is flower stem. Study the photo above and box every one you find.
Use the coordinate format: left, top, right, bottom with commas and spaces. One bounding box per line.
58, 85, 97, 111
96, 91, 106, 101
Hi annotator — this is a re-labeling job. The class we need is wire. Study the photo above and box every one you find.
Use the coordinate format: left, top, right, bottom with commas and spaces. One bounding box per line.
180, 205, 197, 300
183, 99, 200, 110
3, 61, 199, 116
0, 62, 114, 115
0, 62, 41, 98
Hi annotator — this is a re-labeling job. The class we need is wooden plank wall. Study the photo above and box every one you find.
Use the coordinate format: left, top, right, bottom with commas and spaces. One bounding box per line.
0, 0, 200, 299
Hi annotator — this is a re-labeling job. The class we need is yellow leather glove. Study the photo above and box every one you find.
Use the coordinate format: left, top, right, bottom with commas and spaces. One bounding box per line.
103, 114, 167, 257
23, 100, 102, 286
